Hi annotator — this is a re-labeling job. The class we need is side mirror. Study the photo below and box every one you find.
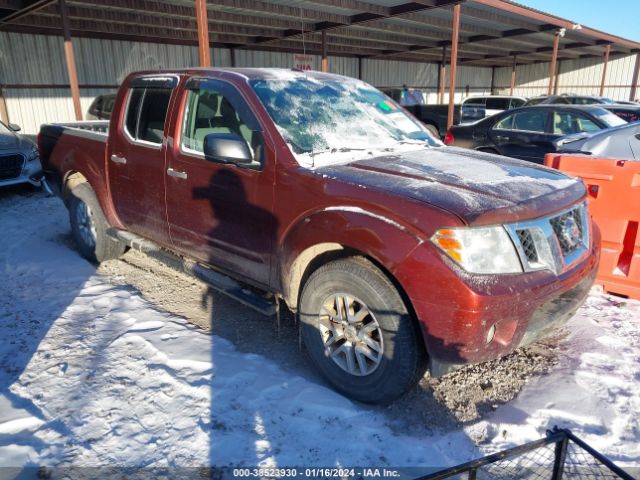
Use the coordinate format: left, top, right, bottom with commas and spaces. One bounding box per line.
8, 123, 21, 132
203, 133, 252, 165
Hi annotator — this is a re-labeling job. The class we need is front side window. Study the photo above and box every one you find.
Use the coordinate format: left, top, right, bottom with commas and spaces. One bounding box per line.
553, 111, 600, 135
181, 84, 263, 167
250, 76, 441, 167
124, 87, 172, 145
494, 110, 548, 133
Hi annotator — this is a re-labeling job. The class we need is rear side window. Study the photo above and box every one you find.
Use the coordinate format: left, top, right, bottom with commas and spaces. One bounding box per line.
124, 87, 172, 145
486, 98, 510, 110
464, 97, 486, 106
494, 110, 548, 133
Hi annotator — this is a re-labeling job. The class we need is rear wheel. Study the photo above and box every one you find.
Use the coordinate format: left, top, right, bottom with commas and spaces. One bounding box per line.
299, 257, 426, 404
68, 182, 126, 263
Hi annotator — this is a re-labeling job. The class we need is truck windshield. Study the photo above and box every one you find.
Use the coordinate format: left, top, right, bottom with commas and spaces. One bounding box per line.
250, 76, 442, 167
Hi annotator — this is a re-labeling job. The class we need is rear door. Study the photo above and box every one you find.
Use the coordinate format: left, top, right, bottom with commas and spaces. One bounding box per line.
165, 77, 276, 286
489, 109, 555, 163
108, 75, 179, 246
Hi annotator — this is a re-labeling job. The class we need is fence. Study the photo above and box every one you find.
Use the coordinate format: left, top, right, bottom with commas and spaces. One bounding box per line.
417, 428, 636, 480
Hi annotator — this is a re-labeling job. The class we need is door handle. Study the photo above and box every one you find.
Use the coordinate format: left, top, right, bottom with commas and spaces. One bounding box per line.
110, 154, 127, 164
167, 167, 188, 180
494, 135, 510, 141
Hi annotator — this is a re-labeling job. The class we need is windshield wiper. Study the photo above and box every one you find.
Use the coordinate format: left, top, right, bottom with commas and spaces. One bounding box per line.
308, 146, 367, 157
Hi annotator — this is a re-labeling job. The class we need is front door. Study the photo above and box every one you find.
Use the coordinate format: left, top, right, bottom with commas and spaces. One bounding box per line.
165, 77, 276, 287
108, 75, 178, 245
490, 109, 554, 163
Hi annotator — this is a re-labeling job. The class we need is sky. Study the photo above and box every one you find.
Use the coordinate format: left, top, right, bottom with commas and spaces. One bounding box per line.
519, 0, 640, 41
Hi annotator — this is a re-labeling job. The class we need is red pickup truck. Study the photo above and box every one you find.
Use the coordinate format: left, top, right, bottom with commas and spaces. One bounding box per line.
39, 69, 599, 404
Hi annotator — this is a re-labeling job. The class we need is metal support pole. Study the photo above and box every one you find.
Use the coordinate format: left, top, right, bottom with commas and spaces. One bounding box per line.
554, 60, 561, 94
321, 30, 328, 72
59, 0, 82, 121
548, 31, 560, 95
358, 56, 363, 80
490, 66, 496, 95
599, 44, 611, 96
438, 45, 447, 104
447, 4, 460, 130
630, 53, 640, 101
510, 55, 517, 95
195, 0, 211, 67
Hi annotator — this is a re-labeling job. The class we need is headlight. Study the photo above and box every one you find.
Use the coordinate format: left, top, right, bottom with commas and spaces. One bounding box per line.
27, 145, 39, 161
431, 226, 523, 274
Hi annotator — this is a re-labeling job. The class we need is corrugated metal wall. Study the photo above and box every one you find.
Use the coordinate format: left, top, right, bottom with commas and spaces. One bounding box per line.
0, 30, 565, 133
494, 54, 639, 101
3, 31, 639, 134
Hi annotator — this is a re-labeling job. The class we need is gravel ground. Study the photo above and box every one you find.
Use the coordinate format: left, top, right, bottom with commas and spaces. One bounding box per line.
94, 243, 562, 434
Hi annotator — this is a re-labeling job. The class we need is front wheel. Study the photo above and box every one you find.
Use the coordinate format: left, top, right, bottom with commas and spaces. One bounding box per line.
299, 257, 426, 404
68, 182, 126, 263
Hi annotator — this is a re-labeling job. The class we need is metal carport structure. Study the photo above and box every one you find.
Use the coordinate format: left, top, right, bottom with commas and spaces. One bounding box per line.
1, 0, 640, 129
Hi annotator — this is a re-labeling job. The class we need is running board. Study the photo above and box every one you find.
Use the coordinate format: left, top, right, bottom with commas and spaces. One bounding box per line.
107, 229, 277, 316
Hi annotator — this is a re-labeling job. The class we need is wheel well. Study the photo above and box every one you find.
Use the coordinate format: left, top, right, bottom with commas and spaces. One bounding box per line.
286, 245, 425, 353
62, 171, 88, 203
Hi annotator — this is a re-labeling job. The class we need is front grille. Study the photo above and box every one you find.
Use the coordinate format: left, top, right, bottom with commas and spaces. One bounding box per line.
507, 203, 589, 275
550, 207, 584, 254
516, 229, 538, 262
0, 154, 25, 180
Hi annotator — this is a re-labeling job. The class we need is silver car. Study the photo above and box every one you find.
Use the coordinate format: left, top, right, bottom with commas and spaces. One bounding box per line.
0, 121, 43, 188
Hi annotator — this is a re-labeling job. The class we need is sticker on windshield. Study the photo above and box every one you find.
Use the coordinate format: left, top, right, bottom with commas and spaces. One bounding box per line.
377, 101, 397, 112
386, 112, 420, 132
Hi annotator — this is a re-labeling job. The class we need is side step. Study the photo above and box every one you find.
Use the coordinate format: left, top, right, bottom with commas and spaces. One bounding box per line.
107, 229, 277, 316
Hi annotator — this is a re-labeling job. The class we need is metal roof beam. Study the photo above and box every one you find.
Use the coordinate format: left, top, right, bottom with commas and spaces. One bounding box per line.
0, 0, 53, 24
247, 0, 463, 46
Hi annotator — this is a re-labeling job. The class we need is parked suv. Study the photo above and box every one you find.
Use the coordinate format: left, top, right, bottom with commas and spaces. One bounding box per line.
525, 94, 616, 106
460, 95, 527, 123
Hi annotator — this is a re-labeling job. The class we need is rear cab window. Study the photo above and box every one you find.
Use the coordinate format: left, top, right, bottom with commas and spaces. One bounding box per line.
123, 76, 178, 147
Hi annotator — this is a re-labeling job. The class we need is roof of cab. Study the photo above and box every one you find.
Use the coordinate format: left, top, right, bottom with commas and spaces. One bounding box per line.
129, 67, 354, 83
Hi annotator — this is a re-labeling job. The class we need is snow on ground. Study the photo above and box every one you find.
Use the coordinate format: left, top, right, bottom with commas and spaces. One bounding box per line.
0, 189, 639, 475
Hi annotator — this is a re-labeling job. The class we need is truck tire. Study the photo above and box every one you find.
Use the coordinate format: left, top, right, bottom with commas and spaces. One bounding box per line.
68, 182, 126, 263
424, 123, 440, 139
299, 257, 426, 404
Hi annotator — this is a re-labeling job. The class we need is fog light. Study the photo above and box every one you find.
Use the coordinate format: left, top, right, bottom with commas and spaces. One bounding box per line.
486, 324, 496, 344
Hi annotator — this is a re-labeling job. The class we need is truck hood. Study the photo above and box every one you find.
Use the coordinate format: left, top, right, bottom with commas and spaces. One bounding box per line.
317, 146, 586, 225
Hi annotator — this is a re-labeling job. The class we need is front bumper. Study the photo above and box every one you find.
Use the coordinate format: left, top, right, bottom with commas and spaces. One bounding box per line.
397, 223, 601, 377
0, 158, 43, 188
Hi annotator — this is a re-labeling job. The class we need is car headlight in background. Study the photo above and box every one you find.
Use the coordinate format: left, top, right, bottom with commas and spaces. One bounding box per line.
27, 145, 39, 161
431, 226, 523, 274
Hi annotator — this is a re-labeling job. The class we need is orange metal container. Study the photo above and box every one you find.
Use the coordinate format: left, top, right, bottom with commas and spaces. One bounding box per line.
545, 153, 640, 299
